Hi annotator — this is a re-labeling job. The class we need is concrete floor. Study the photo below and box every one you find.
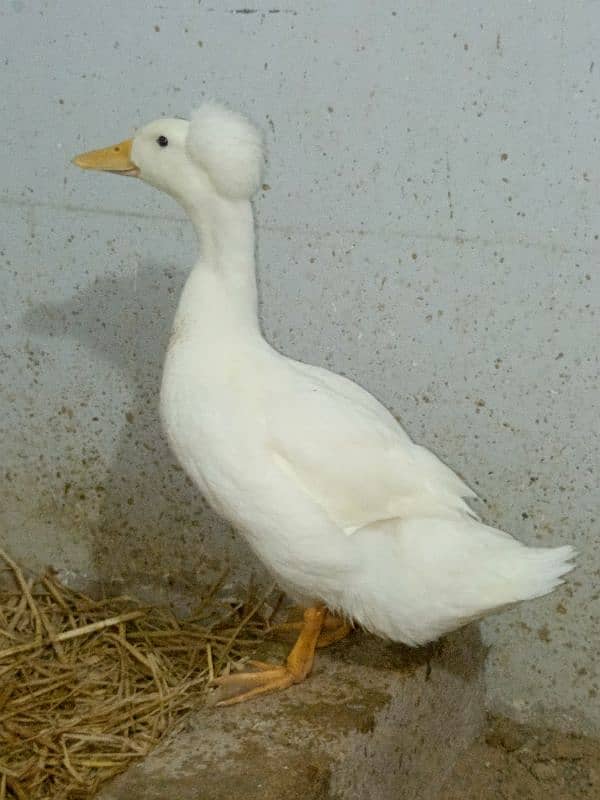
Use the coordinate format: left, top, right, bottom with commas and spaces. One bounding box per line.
444, 716, 600, 799
98, 626, 486, 800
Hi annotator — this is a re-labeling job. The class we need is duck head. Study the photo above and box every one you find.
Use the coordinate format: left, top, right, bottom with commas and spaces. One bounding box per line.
73, 102, 264, 210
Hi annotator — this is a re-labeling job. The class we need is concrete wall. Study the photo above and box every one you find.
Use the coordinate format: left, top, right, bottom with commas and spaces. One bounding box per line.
1, 1, 598, 734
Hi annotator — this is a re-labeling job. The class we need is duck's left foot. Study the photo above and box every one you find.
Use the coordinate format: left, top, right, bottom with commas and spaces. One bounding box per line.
315, 618, 352, 647
210, 605, 327, 706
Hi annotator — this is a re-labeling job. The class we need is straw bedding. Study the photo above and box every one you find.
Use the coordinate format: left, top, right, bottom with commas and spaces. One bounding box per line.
0, 547, 277, 799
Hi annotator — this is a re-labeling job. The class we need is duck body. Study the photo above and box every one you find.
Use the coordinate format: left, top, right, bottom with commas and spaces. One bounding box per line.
159, 196, 574, 647
74, 103, 575, 654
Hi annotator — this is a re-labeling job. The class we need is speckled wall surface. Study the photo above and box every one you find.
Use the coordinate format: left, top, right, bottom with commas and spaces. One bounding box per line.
1, 2, 598, 733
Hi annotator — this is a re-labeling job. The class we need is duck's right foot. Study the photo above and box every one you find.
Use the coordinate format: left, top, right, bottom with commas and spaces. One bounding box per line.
270, 610, 352, 648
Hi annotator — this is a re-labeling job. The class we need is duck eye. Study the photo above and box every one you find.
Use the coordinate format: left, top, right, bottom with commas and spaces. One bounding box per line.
156, 135, 169, 147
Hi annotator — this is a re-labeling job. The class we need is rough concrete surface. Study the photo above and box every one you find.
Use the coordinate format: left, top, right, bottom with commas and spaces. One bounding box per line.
98, 626, 485, 800
444, 716, 600, 799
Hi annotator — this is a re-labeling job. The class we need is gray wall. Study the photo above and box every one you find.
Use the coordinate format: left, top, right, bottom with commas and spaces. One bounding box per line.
1, 1, 598, 734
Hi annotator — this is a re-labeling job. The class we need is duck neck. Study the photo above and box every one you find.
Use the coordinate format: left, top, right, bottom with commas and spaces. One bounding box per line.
176, 195, 261, 339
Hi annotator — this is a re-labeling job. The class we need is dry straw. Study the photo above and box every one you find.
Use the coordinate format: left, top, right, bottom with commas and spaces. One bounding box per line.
0, 547, 278, 799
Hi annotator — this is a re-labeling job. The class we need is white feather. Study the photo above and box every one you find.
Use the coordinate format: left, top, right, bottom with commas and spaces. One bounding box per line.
186, 102, 264, 199
343, 517, 575, 644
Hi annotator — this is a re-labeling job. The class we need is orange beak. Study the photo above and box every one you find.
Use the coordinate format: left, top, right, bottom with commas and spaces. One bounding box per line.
72, 138, 139, 176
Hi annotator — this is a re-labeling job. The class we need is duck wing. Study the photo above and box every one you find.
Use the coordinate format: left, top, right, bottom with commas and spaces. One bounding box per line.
268, 359, 478, 535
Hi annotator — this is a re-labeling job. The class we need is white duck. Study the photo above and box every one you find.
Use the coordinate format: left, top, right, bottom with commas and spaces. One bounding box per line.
74, 102, 575, 705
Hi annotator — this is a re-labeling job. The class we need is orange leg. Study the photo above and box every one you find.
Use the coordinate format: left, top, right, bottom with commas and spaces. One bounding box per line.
315, 618, 352, 647
210, 606, 328, 706
270, 610, 352, 648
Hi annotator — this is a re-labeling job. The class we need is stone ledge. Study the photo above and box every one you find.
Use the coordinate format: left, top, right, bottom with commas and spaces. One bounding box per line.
99, 625, 486, 800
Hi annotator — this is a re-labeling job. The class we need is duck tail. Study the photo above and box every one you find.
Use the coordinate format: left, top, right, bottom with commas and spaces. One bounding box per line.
354, 518, 577, 644
500, 543, 576, 602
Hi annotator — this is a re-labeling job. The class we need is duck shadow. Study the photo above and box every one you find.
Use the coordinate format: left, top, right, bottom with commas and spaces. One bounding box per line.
22, 260, 262, 607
